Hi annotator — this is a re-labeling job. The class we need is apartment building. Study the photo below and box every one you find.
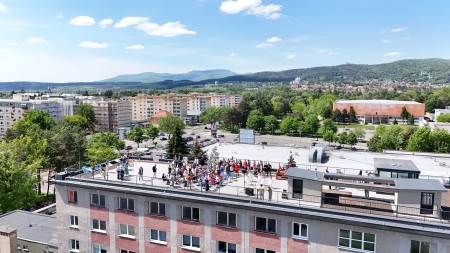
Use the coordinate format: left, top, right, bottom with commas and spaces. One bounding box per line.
82, 99, 131, 133
124, 93, 242, 123
54, 163, 450, 253
333, 100, 425, 124
0, 93, 74, 139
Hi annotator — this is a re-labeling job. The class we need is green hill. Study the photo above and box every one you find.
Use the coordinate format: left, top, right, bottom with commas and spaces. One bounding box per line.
100, 69, 238, 83
211, 58, 450, 84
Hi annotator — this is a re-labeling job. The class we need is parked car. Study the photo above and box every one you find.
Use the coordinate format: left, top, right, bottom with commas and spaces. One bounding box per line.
259, 141, 268, 145
125, 145, 133, 150
190, 132, 196, 135
217, 134, 225, 138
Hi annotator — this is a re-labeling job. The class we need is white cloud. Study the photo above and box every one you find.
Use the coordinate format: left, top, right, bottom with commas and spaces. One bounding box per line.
99, 18, 113, 28
391, 27, 407, 32
247, 3, 282, 19
56, 14, 64, 19
286, 54, 296, 60
319, 49, 338, 55
381, 39, 391, 44
229, 52, 238, 57
114, 17, 148, 28
125, 44, 144, 50
27, 37, 49, 44
266, 36, 282, 43
0, 2, 6, 12
255, 43, 273, 48
69, 16, 96, 26
79, 41, 108, 49
220, 0, 260, 14
137, 21, 196, 37
220, 0, 282, 20
385, 51, 401, 57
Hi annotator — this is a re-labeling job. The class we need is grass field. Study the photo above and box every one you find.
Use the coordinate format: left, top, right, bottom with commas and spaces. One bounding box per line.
337, 124, 375, 130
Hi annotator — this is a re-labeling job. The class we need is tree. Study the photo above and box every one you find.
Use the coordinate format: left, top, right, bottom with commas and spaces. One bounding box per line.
338, 132, 348, 147
407, 113, 415, 125
400, 106, 409, 123
144, 125, 160, 144
264, 115, 279, 134
406, 127, 433, 152
271, 96, 290, 117
166, 124, 188, 159
127, 126, 144, 148
393, 119, 398, 125
221, 107, 243, 133
341, 109, 349, 123
347, 132, 358, 148
287, 152, 296, 167
75, 104, 96, 131
279, 116, 301, 134
188, 141, 206, 160
431, 129, 450, 153
246, 110, 265, 132
199, 107, 223, 125
23, 110, 55, 130
291, 101, 307, 116
63, 115, 89, 129
0, 139, 40, 213
437, 114, 450, 122
323, 130, 337, 145
85, 141, 118, 166
209, 146, 220, 161
348, 107, 358, 123
158, 113, 185, 139
90, 132, 124, 151
353, 128, 365, 141
321, 119, 337, 134
322, 106, 333, 119
302, 114, 320, 135
332, 109, 342, 123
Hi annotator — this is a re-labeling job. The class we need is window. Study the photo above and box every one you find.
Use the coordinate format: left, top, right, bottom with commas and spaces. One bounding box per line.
182, 235, 200, 249
70, 239, 80, 252
92, 244, 107, 253
292, 222, 308, 240
410, 240, 430, 253
217, 211, 237, 227
92, 219, 106, 232
118, 224, 136, 238
118, 197, 134, 211
120, 250, 135, 253
338, 229, 375, 252
420, 192, 434, 215
292, 179, 303, 199
91, 194, 106, 207
150, 202, 166, 216
22, 245, 28, 252
218, 241, 236, 253
69, 215, 79, 227
255, 248, 275, 253
68, 191, 78, 203
255, 217, 276, 233
150, 229, 167, 243
182, 206, 200, 221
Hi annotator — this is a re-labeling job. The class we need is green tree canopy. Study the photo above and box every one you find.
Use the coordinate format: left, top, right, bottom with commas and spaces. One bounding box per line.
199, 107, 224, 124
431, 129, 450, 153
338, 131, 348, 146
301, 114, 320, 135
264, 115, 279, 134
246, 110, 265, 132
90, 132, 124, 151
144, 125, 160, 143
406, 127, 433, 152
321, 119, 337, 134
437, 114, 450, 123
85, 141, 117, 166
279, 116, 301, 134
23, 110, 56, 131
166, 124, 188, 159
400, 106, 409, 123
75, 104, 96, 131
63, 115, 89, 130
332, 109, 342, 123
158, 113, 185, 139
347, 132, 358, 147
291, 101, 307, 116
127, 125, 144, 148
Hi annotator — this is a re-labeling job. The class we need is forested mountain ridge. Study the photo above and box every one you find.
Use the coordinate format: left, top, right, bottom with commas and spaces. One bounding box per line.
208, 58, 450, 84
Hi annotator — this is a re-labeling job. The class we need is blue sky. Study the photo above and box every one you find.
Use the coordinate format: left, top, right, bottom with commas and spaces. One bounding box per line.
0, 0, 449, 82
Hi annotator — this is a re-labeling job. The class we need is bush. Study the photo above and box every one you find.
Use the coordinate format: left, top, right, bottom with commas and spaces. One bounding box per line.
437, 114, 450, 122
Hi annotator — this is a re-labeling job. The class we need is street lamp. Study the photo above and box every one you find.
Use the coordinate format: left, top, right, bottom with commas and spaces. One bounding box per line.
271, 123, 274, 136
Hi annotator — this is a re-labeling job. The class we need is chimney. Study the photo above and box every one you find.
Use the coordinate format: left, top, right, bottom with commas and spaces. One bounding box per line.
0, 225, 18, 253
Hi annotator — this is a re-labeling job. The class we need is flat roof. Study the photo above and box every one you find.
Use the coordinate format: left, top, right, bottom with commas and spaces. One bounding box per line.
0, 210, 57, 246
285, 168, 447, 192
374, 158, 420, 172
334, 100, 422, 105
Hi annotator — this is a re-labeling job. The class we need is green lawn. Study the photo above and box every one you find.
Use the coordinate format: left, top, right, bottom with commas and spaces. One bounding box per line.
337, 124, 375, 130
